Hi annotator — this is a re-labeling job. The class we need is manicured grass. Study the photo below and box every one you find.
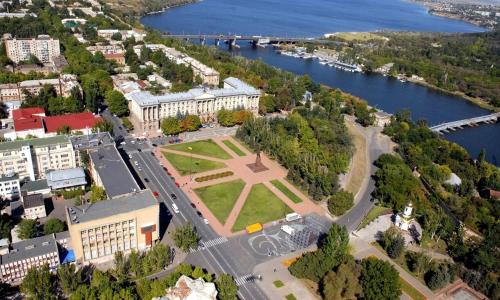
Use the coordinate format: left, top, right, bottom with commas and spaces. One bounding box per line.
400, 277, 426, 300
232, 183, 293, 232
285, 294, 297, 300
194, 180, 245, 224
166, 139, 231, 159
270, 179, 303, 204
222, 140, 246, 156
357, 205, 391, 230
163, 152, 226, 176
273, 280, 284, 288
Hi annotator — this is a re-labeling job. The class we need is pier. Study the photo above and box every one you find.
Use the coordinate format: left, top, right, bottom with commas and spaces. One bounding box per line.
430, 112, 500, 133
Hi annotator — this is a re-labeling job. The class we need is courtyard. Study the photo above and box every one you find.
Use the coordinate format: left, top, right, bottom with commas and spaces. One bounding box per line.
155, 137, 323, 236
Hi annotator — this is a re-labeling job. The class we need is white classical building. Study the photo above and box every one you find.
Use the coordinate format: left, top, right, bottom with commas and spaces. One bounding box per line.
127, 77, 260, 132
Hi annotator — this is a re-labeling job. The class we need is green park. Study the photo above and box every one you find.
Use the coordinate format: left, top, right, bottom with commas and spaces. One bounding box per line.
194, 180, 246, 224
166, 139, 232, 159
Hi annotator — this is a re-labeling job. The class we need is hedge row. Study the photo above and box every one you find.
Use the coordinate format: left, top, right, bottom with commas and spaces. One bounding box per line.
195, 171, 234, 182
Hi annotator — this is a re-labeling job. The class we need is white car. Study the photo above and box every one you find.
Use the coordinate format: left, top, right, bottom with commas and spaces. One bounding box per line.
203, 218, 209, 225
172, 204, 180, 214
120, 142, 126, 145
134, 161, 139, 166
128, 154, 132, 159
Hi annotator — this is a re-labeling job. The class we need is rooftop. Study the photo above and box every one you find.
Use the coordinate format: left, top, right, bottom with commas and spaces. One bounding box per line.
88, 144, 139, 198
0, 135, 71, 152
0, 173, 19, 183
0, 234, 58, 265
21, 179, 49, 193
70, 132, 114, 150
46, 167, 85, 182
22, 193, 45, 209
43, 112, 102, 133
12, 107, 46, 132
67, 189, 158, 224
127, 77, 260, 107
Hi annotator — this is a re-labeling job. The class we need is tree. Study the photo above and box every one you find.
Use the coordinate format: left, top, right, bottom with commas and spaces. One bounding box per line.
387, 233, 405, 259
43, 218, 65, 235
17, 219, 37, 240
57, 264, 85, 295
21, 264, 54, 300
89, 184, 107, 203
83, 78, 100, 113
113, 251, 128, 280
161, 117, 182, 135
327, 190, 354, 216
406, 251, 431, 276
111, 32, 122, 41
361, 258, 401, 300
56, 125, 72, 135
0, 214, 13, 239
425, 264, 451, 290
322, 258, 362, 300
106, 90, 129, 117
191, 266, 204, 279
171, 223, 199, 252
92, 120, 113, 134
180, 115, 201, 132
217, 109, 235, 127
215, 274, 238, 300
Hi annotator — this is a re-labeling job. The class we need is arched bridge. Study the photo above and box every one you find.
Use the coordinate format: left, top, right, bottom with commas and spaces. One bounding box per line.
430, 112, 500, 133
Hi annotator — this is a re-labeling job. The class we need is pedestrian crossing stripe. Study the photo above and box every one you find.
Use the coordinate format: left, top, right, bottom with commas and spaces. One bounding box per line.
235, 274, 254, 286
189, 236, 228, 253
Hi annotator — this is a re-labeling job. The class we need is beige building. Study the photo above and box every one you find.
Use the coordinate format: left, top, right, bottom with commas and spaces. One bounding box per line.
86, 44, 124, 55
133, 44, 220, 86
127, 77, 260, 132
5, 35, 61, 64
66, 190, 160, 264
97, 29, 146, 41
22, 193, 46, 220
0, 74, 80, 102
0, 234, 60, 283
0, 135, 77, 181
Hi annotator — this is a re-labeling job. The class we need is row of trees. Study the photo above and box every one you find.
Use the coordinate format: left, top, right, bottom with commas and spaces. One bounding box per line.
160, 115, 201, 135
21, 254, 238, 300
217, 109, 253, 127
289, 224, 402, 300
16, 218, 66, 240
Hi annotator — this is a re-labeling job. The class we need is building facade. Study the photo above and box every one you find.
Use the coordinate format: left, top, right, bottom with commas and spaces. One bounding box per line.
66, 190, 159, 264
0, 173, 20, 200
0, 234, 60, 283
127, 77, 260, 132
97, 29, 146, 41
4, 35, 61, 64
0, 136, 77, 181
0, 74, 80, 102
22, 193, 46, 219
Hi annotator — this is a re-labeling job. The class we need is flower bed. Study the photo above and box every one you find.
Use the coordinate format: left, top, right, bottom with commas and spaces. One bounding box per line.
195, 171, 234, 182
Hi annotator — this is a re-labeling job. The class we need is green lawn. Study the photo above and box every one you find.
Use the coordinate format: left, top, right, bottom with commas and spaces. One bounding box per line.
166, 139, 231, 159
163, 152, 226, 176
357, 205, 392, 230
270, 179, 303, 204
400, 277, 426, 300
273, 280, 284, 288
194, 180, 245, 224
222, 140, 246, 157
232, 183, 293, 232
285, 294, 297, 300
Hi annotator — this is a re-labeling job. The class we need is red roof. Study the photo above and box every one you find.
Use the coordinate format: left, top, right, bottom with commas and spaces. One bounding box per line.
12, 107, 46, 131
43, 112, 102, 133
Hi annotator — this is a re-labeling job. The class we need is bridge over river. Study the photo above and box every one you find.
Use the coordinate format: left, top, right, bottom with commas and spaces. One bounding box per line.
430, 112, 500, 133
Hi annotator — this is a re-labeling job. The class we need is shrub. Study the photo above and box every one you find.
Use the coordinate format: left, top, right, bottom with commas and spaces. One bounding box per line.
195, 171, 234, 182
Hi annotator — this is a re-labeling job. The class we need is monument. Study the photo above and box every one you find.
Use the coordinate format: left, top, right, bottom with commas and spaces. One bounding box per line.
247, 147, 268, 173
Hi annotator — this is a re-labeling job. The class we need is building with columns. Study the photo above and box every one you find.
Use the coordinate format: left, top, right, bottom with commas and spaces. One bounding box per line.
127, 77, 260, 132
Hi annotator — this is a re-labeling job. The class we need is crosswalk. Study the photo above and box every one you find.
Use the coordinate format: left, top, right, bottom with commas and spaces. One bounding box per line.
235, 274, 255, 286
189, 237, 228, 253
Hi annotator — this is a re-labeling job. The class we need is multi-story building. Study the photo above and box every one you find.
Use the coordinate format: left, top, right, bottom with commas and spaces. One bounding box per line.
0, 173, 20, 200
88, 144, 139, 198
127, 77, 260, 132
66, 190, 159, 264
4, 35, 61, 64
86, 44, 124, 55
133, 44, 220, 86
22, 193, 46, 219
97, 29, 146, 41
0, 234, 60, 283
0, 74, 80, 102
46, 167, 87, 190
0, 135, 77, 181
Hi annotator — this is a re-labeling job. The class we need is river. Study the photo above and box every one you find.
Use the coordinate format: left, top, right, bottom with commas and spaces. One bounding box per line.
142, 0, 499, 165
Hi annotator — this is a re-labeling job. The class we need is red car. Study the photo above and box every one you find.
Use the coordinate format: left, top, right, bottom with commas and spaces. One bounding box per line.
153, 191, 159, 198
175, 182, 180, 188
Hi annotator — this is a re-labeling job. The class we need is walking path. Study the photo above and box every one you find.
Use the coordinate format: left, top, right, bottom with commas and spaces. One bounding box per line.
154, 136, 325, 237
350, 236, 435, 300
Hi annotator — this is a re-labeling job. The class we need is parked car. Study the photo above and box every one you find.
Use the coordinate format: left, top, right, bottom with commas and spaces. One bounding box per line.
203, 218, 209, 225
153, 191, 159, 198
170, 193, 177, 199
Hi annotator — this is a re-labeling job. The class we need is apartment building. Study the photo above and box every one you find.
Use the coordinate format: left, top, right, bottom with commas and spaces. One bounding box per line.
133, 44, 220, 86
0, 74, 80, 102
4, 35, 61, 64
86, 44, 124, 55
0, 173, 20, 200
0, 234, 60, 283
66, 190, 160, 264
127, 77, 260, 132
97, 29, 146, 41
0, 135, 77, 181
22, 193, 46, 219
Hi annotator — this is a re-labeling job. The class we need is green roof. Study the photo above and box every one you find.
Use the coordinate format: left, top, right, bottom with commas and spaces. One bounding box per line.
0, 135, 71, 151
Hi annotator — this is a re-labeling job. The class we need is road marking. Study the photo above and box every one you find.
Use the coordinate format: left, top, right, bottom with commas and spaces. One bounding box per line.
235, 274, 255, 286
189, 237, 229, 253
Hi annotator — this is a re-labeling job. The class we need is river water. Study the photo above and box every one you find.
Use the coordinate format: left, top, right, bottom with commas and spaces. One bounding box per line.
142, 0, 499, 165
